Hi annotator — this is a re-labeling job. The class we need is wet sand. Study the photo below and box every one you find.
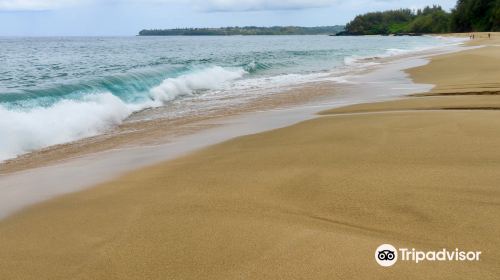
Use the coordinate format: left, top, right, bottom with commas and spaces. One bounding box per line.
0, 82, 339, 174
0, 34, 499, 279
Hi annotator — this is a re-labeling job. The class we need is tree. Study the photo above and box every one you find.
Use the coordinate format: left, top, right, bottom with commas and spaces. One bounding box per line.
345, 7, 451, 35
409, 6, 451, 33
451, 0, 500, 31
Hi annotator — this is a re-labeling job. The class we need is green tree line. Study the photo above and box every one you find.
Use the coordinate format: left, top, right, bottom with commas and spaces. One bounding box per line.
344, 0, 499, 35
139, 26, 344, 36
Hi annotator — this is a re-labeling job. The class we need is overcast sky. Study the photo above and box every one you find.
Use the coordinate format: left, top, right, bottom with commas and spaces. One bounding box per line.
0, 0, 457, 36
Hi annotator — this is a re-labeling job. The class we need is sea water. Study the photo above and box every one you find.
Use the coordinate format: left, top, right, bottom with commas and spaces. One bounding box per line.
0, 35, 462, 161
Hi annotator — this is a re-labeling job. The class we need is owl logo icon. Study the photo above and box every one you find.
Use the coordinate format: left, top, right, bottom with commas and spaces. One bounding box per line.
375, 244, 398, 267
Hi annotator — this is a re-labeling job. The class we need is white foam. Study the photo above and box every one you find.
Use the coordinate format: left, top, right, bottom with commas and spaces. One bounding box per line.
433, 36, 470, 44
149, 66, 247, 103
342, 38, 465, 67
386, 48, 411, 56
344, 49, 409, 67
344, 55, 381, 67
0, 66, 249, 162
326, 75, 354, 84
0, 93, 132, 161
0, 37, 465, 162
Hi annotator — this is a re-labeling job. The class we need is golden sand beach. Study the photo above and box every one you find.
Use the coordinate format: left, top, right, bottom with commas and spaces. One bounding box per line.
0, 34, 499, 279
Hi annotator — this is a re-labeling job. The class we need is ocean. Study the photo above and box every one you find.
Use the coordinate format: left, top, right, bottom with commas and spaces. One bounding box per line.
0, 35, 462, 161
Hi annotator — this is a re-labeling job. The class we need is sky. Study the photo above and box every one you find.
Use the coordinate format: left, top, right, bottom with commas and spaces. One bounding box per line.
0, 0, 458, 36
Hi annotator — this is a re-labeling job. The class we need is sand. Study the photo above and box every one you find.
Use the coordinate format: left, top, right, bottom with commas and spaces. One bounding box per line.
408, 34, 500, 95
0, 34, 499, 279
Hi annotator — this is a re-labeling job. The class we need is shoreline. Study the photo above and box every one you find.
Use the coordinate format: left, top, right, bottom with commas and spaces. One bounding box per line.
2, 34, 499, 279
0, 43, 462, 220
0, 36, 464, 174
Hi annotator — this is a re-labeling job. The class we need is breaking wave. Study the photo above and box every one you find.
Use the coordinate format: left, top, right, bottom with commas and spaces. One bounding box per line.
149, 66, 247, 103
0, 93, 131, 161
0, 66, 248, 161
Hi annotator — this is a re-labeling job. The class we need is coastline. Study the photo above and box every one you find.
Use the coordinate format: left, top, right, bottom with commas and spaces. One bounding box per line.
0, 36, 463, 174
1, 35, 453, 167
0, 43, 459, 219
1, 34, 499, 278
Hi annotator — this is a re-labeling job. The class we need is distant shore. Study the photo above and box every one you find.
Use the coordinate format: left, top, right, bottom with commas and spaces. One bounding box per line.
138, 26, 344, 36
0, 33, 499, 279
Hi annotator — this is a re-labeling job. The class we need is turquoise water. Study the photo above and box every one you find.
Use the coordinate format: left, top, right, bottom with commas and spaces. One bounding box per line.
0, 35, 460, 160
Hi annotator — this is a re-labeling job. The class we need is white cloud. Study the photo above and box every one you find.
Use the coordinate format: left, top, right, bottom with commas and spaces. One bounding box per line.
0, 0, 457, 12
190, 0, 336, 12
0, 0, 81, 11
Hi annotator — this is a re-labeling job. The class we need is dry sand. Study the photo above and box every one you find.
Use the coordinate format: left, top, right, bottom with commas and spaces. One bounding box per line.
0, 34, 499, 279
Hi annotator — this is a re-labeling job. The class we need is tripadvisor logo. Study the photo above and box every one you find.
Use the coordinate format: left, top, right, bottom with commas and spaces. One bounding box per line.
375, 244, 398, 267
375, 244, 481, 267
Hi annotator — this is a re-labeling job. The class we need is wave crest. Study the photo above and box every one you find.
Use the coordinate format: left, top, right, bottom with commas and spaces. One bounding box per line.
0, 66, 248, 161
149, 66, 247, 103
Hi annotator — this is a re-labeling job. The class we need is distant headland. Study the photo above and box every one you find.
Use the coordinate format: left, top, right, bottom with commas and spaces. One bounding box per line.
138, 26, 345, 36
